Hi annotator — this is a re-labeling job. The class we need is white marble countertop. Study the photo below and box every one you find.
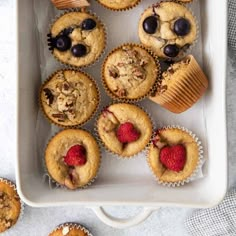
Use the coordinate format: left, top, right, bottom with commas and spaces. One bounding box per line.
1, 1, 236, 235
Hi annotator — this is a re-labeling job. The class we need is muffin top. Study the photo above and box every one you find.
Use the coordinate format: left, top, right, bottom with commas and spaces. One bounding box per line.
49, 224, 90, 236
49, 11, 106, 67
148, 127, 199, 183
41, 70, 98, 127
102, 44, 159, 100
97, 103, 152, 157
98, 0, 140, 10
51, 0, 90, 9
0, 179, 21, 233
138, 2, 197, 59
45, 129, 100, 190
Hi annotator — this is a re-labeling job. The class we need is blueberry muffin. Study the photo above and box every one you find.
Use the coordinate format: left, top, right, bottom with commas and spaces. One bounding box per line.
0, 178, 22, 233
148, 126, 202, 184
102, 44, 160, 101
45, 129, 100, 190
149, 55, 208, 113
49, 223, 92, 236
97, 0, 141, 11
138, 2, 197, 59
97, 103, 152, 157
48, 11, 106, 67
40, 69, 99, 127
51, 0, 90, 9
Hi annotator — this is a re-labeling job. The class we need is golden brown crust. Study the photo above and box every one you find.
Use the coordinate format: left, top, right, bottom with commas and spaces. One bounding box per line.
148, 127, 199, 183
0, 180, 21, 233
97, 103, 152, 157
149, 55, 208, 113
50, 11, 106, 68
51, 0, 90, 9
45, 129, 100, 190
40, 69, 99, 127
102, 44, 160, 101
97, 0, 141, 11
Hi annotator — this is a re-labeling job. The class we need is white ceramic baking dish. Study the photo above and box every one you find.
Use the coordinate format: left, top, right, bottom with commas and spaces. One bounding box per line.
16, 0, 228, 228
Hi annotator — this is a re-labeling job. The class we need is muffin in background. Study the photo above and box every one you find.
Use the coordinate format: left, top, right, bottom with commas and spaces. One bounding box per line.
51, 0, 90, 9
97, 0, 141, 11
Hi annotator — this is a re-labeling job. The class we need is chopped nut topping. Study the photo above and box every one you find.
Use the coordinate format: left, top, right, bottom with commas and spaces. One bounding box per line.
43, 88, 54, 106
109, 65, 119, 79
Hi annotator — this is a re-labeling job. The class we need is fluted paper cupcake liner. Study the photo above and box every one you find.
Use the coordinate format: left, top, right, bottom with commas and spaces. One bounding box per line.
149, 55, 208, 113
49, 222, 93, 236
96, 0, 142, 11
51, 0, 90, 10
101, 43, 161, 103
0, 178, 24, 233
138, 1, 199, 61
147, 125, 204, 187
43, 129, 101, 190
95, 102, 154, 159
39, 68, 100, 128
47, 9, 107, 69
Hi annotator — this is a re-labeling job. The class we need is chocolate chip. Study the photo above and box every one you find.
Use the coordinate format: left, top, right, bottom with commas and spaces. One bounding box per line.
43, 88, 54, 106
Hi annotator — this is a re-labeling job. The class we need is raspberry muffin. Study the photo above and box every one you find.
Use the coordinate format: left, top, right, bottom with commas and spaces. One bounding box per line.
138, 2, 197, 59
97, 103, 152, 157
45, 129, 100, 190
148, 126, 202, 185
0, 178, 22, 233
51, 0, 90, 9
97, 0, 141, 11
40, 69, 99, 127
102, 44, 160, 101
49, 223, 92, 236
48, 11, 106, 67
149, 55, 208, 113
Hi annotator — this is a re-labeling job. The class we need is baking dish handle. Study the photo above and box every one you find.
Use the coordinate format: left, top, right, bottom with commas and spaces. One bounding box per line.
90, 206, 159, 229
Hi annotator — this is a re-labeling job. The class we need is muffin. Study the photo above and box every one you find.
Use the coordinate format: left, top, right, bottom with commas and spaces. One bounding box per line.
102, 44, 160, 101
149, 55, 208, 113
0, 178, 22, 233
51, 0, 90, 9
45, 129, 100, 190
138, 2, 197, 59
49, 223, 92, 236
40, 69, 99, 127
147, 126, 202, 185
48, 11, 106, 67
97, 0, 141, 11
97, 103, 152, 157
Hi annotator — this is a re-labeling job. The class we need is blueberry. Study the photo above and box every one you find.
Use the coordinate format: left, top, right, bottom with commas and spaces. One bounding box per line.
164, 44, 180, 58
143, 16, 158, 34
55, 35, 71, 52
81, 18, 97, 30
71, 44, 87, 57
174, 18, 191, 36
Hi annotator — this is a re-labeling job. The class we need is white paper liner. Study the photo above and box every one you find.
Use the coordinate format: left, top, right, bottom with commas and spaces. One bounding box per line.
43, 129, 101, 190
147, 125, 204, 187
47, 8, 107, 69
0, 178, 24, 233
39, 68, 100, 128
50, 222, 93, 236
138, 1, 199, 61
95, 102, 155, 159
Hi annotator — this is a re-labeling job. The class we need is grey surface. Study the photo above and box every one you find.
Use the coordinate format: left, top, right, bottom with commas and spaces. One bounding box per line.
0, 1, 235, 235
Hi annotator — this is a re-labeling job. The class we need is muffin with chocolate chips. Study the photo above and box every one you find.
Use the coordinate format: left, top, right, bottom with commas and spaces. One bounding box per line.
40, 69, 99, 127
138, 2, 197, 59
149, 55, 208, 113
97, 103, 152, 157
45, 129, 101, 190
48, 11, 106, 67
102, 44, 160, 101
0, 178, 22, 233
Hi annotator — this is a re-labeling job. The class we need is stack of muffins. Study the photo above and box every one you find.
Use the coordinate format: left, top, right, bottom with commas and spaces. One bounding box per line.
39, 0, 208, 191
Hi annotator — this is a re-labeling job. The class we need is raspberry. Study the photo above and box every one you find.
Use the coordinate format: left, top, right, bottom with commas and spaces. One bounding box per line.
116, 122, 140, 144
64, 145, 87, 166
160, 144, 186, 172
